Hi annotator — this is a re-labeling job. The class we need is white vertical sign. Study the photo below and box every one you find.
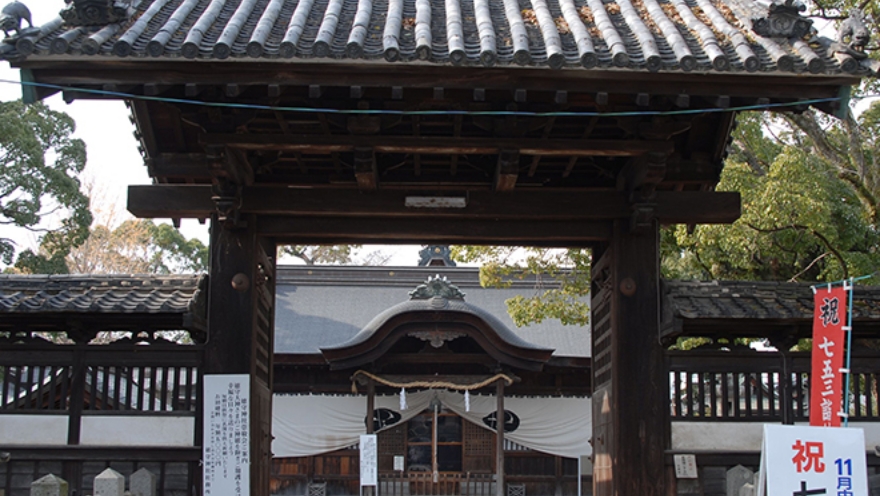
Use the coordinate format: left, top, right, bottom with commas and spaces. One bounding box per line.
360, 434, 378, 487
757, 424, 868, 496
204, 374, 251, 496
673, 454, 698, 479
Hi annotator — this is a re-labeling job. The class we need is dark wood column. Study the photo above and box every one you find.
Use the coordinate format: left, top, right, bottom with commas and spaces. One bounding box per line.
205, 214, 277, 496
591, 219, 669, 496
496, 380, 505, 496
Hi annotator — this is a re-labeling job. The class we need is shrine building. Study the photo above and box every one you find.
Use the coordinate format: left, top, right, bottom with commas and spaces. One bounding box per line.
0, 0, 876, 494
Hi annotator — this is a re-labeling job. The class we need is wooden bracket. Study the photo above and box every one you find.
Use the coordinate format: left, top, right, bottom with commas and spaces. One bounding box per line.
210, 179, 246, 228
206, 145, 251, 228
495, 148, 520, 191
206, 144, 254, 186
629, 202, 657, 232
619, 152, 668, 203
354, 147, 378, 190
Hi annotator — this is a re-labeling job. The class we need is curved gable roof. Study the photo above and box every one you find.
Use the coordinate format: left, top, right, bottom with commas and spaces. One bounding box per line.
320, 275, 554, 371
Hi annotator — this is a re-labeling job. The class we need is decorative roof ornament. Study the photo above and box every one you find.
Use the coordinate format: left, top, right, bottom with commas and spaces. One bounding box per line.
409, 275, 466, 301
60, 0, 130, 26
409, 330, 467, 348
750, 0, 812, 39
837, 9, 870, 59
816, 8, 880, 75
418, 245, 457, 267
0, 2, 37, 40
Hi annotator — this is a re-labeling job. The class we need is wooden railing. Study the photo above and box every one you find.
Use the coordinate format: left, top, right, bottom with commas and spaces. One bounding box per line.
0, 344, 203, 415
668, 350, 880, 422
0, 343, 204, 496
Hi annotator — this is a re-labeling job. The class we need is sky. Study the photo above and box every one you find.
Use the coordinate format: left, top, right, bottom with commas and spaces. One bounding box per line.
0, 2, 423, 268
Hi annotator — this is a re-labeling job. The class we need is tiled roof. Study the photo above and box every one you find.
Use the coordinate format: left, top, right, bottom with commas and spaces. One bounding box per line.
0, 0, 867, 75
274, 266, 591, 357
0, 274, 207, 316
662, 280, 880, 334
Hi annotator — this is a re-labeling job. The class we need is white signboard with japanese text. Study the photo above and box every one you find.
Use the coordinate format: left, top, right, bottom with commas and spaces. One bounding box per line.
757, 424, 868, 496
204, 374, 251, 496
673, 454, 698, 479
360, 434, 378, 487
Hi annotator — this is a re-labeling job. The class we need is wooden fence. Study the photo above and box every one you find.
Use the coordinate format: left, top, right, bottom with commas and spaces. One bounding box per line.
668, 349, 880, 422
0, 343, 204, 496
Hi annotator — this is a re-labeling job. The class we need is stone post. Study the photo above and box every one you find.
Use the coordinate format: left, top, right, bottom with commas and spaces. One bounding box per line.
738, 483, 756, 496
129, 468, 157, 496
94, 468, 125, 496
726, 465, 754, 496
31, 475, 68, 496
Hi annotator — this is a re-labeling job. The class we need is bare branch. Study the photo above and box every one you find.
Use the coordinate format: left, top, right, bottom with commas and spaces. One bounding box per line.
843, 112, 868, 181
729, 139, 767, 176
745, 222, 849, 279
788, 252, 829, 282
784, 112, 850, 172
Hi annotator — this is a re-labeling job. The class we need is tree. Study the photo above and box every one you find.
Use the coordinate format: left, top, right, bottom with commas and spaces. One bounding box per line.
281, 245, 392, 266
451, 246, 591, 326
665, 108, 880, 284
0, 100, 91, 272
13, 218, 208, 274
64, 219, 208, 274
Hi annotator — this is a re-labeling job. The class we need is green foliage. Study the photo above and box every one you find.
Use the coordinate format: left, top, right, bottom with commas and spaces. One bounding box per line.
451, 246, 590, 326
664, 110, 880, 284
0, 100, 91, 269
59, 219, 208, 274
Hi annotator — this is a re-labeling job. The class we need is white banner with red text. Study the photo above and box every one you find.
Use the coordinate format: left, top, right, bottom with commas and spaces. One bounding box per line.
757, 424, 868, 496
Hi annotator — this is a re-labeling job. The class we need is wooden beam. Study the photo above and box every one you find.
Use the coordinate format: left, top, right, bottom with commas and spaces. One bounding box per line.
22, 63, 857, 101
128, 185, 741, 224
256, 216, 613, 246
146, 153, 209, 179
201, 134, 674, 157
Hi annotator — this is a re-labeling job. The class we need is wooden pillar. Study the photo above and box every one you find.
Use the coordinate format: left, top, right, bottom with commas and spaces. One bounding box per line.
205, 214, 277, 496
591, 220, 668, 496
771, 332, 798, 425
496, 380, 505, 496
366, 380, 375, 434
365, 380, 375, 496
63, 345, 86, 495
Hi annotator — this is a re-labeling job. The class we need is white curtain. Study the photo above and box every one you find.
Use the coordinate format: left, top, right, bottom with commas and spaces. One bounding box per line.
272, 391, 591, 459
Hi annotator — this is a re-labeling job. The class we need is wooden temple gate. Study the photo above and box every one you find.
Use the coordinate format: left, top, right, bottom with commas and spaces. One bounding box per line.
0, 0, 871, 494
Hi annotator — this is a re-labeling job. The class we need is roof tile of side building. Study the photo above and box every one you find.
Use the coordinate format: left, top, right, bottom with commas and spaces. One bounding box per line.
0, 0, 872, 75
663, 279, 880, 322
0, 273, 207, 315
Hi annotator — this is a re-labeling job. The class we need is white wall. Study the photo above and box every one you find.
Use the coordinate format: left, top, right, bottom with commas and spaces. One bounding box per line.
80, 416, 195, 447
672, 421, 880, 451
0, 415, 68, 445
